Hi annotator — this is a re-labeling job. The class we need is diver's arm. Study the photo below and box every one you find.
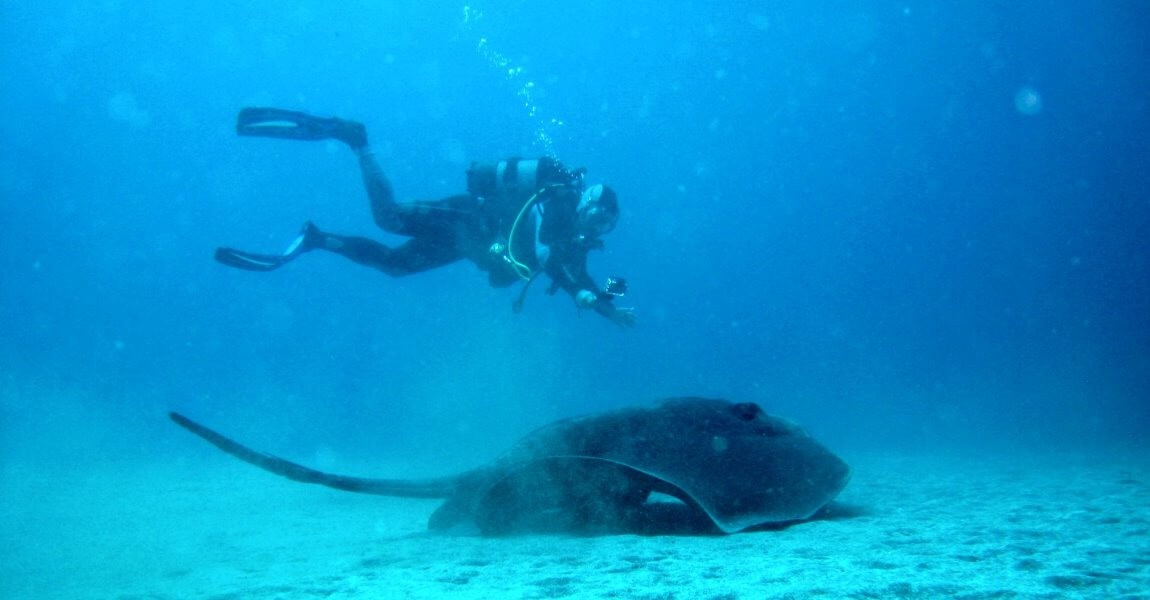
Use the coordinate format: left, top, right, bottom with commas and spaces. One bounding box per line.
551, 257, 636, 328
575, 290, 637, 327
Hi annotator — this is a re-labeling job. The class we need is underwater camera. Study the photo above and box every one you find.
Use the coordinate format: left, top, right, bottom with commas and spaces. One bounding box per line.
603, 277, 627, 297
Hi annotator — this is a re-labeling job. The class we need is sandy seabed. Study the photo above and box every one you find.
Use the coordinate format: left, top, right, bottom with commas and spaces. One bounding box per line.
3, 451, 1148, 600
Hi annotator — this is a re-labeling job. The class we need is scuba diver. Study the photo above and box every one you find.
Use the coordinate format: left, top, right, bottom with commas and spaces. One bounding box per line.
215, 107, 636, 328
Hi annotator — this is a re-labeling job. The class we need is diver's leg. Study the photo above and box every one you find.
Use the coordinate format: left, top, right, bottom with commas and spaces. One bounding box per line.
318, 232, 463, 277
355, 147, 473, 239
355, 147, 404, 233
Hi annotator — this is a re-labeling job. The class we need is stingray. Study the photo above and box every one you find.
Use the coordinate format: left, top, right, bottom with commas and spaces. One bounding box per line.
170, 397, 851, 535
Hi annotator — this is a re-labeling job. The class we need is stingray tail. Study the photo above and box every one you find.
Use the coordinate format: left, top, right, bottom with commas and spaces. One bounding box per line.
170, 412, 456, 499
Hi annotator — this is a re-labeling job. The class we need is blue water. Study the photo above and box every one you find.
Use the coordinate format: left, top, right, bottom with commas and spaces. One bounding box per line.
2, 2, 1147, 475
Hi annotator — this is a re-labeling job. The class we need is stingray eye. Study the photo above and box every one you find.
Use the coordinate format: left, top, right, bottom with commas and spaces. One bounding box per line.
731, 402, 762, 421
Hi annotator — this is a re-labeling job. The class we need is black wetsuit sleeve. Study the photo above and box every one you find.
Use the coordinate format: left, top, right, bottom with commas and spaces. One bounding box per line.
545, 245, 619, 319
538, 185, 620, 320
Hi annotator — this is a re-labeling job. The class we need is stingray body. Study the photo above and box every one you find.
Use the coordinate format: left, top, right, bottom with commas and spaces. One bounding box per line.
171, 397, 850, 535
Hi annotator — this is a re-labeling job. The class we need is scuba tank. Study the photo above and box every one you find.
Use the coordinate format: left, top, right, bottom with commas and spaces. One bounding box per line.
466, 157, 584, 212
466, 158, 590, 308
467, 157, 586, 277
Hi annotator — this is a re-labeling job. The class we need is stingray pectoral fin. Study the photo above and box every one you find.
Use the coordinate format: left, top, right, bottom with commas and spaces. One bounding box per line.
169, 412, 453, 498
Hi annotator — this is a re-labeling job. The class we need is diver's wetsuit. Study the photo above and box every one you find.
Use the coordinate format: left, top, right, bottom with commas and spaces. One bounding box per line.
315, 150, 611, 315
218, 107, 627, 323
313, 148, 481, 277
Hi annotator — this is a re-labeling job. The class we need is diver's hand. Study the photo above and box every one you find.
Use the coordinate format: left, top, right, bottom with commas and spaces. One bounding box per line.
575, 290, 636, 328
607, 306, 637, 328
575, 290, 598, 308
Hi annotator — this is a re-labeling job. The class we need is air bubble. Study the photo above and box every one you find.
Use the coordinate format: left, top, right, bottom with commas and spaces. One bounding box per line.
462, 6, 562, 156
1014, 86, 1043, 116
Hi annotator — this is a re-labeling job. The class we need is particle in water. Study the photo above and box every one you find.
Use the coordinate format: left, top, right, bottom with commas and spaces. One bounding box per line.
1014, 86, 1043, 116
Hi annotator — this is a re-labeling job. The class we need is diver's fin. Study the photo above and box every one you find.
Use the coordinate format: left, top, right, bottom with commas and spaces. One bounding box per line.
236, 107, 336, 140
214, 247, 293, 271
236, 107, 367, 148
214, 222, 322, 272
169, 412, 456, 498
